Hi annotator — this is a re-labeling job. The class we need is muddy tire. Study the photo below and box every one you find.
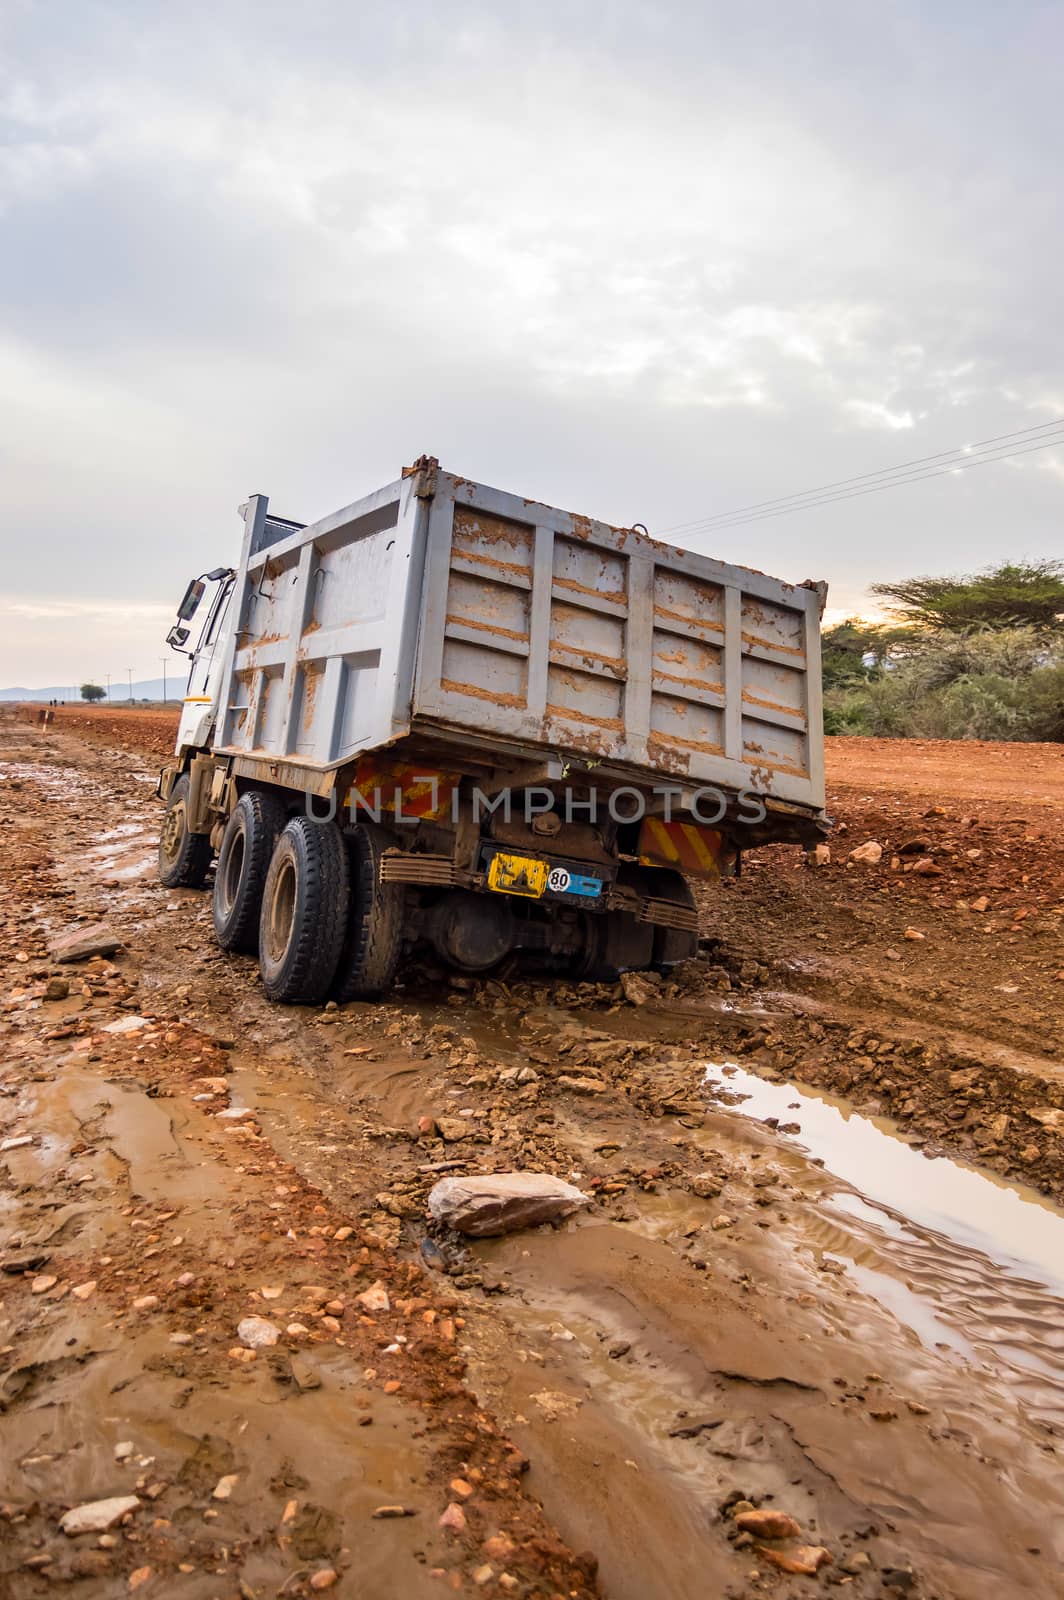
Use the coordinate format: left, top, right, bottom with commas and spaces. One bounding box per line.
333, 823, 405, 1000
258, 818, 349, 1003
579, 908, 654, 982
213, 791, 289, 954
647, 868, 698, 971
158, 773, 213, 889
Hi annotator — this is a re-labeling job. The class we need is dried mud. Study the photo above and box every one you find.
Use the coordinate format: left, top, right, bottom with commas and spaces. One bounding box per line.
1, 709, 1063, 1600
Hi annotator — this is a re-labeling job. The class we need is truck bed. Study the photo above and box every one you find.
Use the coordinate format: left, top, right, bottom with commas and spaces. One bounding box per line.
213, 458, 825, 812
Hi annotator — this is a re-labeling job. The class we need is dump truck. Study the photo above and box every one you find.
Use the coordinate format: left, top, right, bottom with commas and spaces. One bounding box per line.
157, 455, 828, 1002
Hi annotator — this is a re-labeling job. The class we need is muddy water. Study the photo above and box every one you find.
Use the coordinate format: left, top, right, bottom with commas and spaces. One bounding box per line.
704, 1060, 1064, 1429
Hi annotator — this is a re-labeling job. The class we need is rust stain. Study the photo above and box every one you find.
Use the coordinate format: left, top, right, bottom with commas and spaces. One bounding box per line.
647, 730, 724, 756
440, 677, 526, 709
549, 642, 626, 672
544, 702, 624, 732
654, 604, 725, 635
445, 612, 530, 644
452, 549, 533, 580
741, 688, 806, 722
741, 749, 808, 779
742, 630, 804, 659
552, 574, 628, 604
653, 670, 725, 695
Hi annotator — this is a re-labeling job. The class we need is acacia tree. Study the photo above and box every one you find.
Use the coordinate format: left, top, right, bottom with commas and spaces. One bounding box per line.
80, 683, 106, 703
870, 559, 1064, 631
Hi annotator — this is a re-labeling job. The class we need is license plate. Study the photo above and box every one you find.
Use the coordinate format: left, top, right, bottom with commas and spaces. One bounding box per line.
487, 852, 548, 897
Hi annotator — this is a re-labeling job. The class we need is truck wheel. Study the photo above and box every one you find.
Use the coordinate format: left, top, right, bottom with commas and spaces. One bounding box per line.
213, 791, 288, 953
333, 823, 405, 1000
579, 909, 654, 982
158, 773, 213, 889
646, 868, 699, 971
258, 818, 348, 1003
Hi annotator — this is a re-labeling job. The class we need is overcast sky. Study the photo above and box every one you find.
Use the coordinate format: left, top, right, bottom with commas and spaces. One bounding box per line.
2, 1, 1062, 688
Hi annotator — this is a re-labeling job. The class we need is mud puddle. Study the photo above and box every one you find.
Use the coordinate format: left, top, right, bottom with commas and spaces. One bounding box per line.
705, 1060, 1064, 1429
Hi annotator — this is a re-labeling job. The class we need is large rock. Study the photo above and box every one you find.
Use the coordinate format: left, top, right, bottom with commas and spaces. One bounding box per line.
428, 1172, 591, 1237
49, 923, 122, 963
59, 1496, 140, 1535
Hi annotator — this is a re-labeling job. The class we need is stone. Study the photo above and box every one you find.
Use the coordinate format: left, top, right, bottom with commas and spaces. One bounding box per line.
71, 1281, 97, 1300
439, 1502, 467, 1533
50, 924, 123, 963
903, 928, 926, 941
620, 972, 659, 1005
236, 1315, 280, 1348
356, 1281, 391, 1313
212, 1475, 239, 1501
849, 842, 883, 865
734, 1509, 802, 1540
690, 1173, 722, 1198
842, 1551, 873, 1574
131, 1295, 159, 1312
44, 976, 70, 1000
1, 1135, 35, 1152
31, 1274, 58, 1294
809, 843, 831, 866
59, 1496, 140, 1536
428, 1172, 591, 1237
970, 895, 989, 913
517, 1066, 539, 1084
710, 1214, 734, 1231
114, 1442, 135, 1461
556, 1076, 607, 1095
128, 1567, 153, 1591
372, 1505, 416, 1518
309, 1570, 338, 1590
473, 1566, 494, 1586
758, 1545, 832, 1575
436, 1118, 471, 1142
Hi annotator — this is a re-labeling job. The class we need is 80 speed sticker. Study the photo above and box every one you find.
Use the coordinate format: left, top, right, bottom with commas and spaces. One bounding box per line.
546, 867, 602, 898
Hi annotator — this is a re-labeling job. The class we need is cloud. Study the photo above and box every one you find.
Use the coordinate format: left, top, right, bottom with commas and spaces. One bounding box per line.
1, 1, 1063, 684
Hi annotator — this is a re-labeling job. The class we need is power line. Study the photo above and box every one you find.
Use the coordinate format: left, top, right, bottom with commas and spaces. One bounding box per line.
672, 430, 1064, 536
660, 413, 1064, 537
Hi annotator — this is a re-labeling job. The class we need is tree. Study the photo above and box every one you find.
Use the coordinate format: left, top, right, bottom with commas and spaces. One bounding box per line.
820, 618, 909, 690
80, 683, 106, 703
870, 559, 1064, 632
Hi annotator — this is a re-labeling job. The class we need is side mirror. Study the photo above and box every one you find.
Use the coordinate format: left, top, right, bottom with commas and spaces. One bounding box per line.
177, 579, 206, 621
167, 624, 190, 649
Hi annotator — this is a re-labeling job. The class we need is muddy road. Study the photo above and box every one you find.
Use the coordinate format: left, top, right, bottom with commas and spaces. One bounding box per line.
2, 710, 1063, 1599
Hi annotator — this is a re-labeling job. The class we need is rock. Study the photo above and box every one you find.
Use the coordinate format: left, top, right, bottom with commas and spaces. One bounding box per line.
50, 924, 123, 963
114, 1442, 135, 1461
450, 1478, 474, 1498
436, 1118, 471, 1142
557, 1075, 607, 1095
608, 1341, 631, 1359
59, 1496, 140, 1535
237, 1315, 280, 1348
372, 1505, 417, 1518
71, 1280, 97, 1300
970, 895, 989, 913
710, 1214, 734, 1231
842, 1551, 873, 1574
735, 1509, 802, 1540
897, 837, 930, 855
128, 1566, 153, 1591
809, 843, 831, 866
439, 1502, 467, 1533
903, 927, 925, 941
44, 976, 70, 1000
516, 1066, 539, 1084
131, 1295, 159, 1312
31, 1274, 58, 1294
212, 1474, 239, 1501
1029, 1107, 1064, 1131
356, 1282, 391, 1313
428, 1172, 591, 1237
758, 1545, 832, 1575
309, 1569, 338, 1590
620, 972, 659, 1006
0, 1135, 34, 1152
849, 841, 883, 865
473, 1566, 494, 1586
689, 1173, 722, 1198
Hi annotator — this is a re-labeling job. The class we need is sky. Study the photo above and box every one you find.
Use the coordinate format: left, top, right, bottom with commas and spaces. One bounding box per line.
1, 0, 1062, 687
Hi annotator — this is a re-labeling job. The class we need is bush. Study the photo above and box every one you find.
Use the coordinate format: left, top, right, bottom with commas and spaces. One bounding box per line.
823, 625, 1063, 741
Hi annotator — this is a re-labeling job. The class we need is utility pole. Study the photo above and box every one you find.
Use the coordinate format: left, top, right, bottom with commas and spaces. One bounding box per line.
127, 666, 133, 703
161, 659, 167, 705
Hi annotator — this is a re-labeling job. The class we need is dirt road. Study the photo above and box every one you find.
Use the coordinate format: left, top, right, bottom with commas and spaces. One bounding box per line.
2, 709, 1063, 1599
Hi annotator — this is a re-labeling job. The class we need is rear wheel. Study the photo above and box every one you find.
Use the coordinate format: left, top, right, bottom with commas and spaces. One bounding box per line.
213, 791, 288, 953
578, 908, 654, 982
645, 867, 698, 971
259, 818, 348, 1003
158, 774, 212, 889
333, 823, 405, 999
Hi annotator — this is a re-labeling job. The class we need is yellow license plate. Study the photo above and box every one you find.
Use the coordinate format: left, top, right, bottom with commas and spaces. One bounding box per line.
487, 852, 548, 897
